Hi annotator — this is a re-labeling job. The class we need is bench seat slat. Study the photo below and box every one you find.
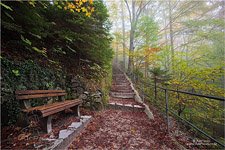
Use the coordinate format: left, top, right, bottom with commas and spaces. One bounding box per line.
16, 93, 66, 100
22, 101, 73, 112
15, 90, 65, 95
42, 101, 82, 117
23, 99, 82, 117
40, 101, 79, 113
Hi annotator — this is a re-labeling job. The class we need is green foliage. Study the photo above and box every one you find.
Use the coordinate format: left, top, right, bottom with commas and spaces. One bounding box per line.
1, 58, 66, 125
100, 67, 112, 106
136, 16, 159, 48
132, 3, 225, 143
144, 49, 224, 144
149, 67, 171, 84
1, 0, 113, 77
0, 2, 13, 11
183, 18, 225, 67
1, 0, 113, 125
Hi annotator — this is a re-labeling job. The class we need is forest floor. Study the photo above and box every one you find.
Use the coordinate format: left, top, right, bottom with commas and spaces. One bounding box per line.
0, 111, 82, 149
1, 69, 214, 149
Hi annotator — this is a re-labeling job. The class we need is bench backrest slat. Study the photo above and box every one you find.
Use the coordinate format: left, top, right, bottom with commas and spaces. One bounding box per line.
15, 90, 66, 100
15, 90, 65, 95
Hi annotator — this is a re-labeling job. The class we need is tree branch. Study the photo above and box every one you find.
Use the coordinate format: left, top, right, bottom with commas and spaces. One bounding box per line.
124, 0, 132, 23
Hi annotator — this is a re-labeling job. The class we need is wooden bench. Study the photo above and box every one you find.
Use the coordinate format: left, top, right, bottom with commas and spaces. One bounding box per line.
15, 90, 82, 133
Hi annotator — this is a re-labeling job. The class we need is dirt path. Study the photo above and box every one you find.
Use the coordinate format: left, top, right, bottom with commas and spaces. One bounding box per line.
69, 69, 178, 149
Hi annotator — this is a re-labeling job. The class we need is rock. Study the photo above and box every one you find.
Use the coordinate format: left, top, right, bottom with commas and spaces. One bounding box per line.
68, 122, 82, 129
49, 134, 56, 139
58, 130, 73, 139
134, 105, 143, 108
143, 103, 154, 120
81, 115, 92, 119
124, 104, 133, 107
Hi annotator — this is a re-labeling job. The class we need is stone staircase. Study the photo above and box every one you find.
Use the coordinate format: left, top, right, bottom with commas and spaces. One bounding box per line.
109, 69, 145, 111
110, 72, 134, 99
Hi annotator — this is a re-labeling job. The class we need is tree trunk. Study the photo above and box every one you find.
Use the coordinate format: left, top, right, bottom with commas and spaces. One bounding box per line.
128, 24, 135, 72
128, 0, 136, 73
169, 0, 174, 71
125, 0, 149, 73
154, 78, 157, 99
121, 0, 126, 71
163, 2, 169, 70
116, 39, 118, 63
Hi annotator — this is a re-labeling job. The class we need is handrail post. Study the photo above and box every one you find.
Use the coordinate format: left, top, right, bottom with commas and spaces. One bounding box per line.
142, 83, 145, 103
154, 79, 157, 99
165, 88, 169, 133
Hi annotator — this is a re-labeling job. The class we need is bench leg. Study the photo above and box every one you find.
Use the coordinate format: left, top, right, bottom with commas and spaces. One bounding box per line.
40, 116, 52, 133
17, 112, 29, 127
72, 105, 80, 117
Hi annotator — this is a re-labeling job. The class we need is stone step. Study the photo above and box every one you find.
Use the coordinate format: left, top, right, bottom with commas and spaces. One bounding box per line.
110, 95, 134, 99
109, 98, 135, 101
110, 92, 135, 95
113, 79, 127, 81
113, 80, 128, 83
111, 86, 132, 91
108, 102, 145, 111
112, 83, 130, 86
113, 77, 127, 79
112, 74, 124, 77
110, 92, 135, 99
113, 76, 126, 79
113, 76, 126, 78
110, 89, 133, 93
112, 81, 129, 83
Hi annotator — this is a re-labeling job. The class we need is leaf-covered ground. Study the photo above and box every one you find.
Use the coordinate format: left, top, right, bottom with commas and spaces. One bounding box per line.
69, 71, 179, 149
0, 112, 80, 149
69, 108, 179, 149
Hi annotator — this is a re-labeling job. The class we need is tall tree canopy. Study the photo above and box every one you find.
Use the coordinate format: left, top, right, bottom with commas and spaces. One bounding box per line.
1, 0, 113, 78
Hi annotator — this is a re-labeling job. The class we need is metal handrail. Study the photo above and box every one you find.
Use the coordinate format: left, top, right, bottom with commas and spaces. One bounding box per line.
169, 110, 225, 147
139, 79, 225, 101
130, 76, 225, 148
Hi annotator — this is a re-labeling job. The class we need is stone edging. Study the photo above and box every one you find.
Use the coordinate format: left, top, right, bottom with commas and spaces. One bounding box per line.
43, 115, 92, 150
124, 73, 154, 120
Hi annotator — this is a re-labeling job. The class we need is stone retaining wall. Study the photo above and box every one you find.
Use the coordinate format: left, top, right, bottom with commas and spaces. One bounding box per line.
123, 73, 154, 120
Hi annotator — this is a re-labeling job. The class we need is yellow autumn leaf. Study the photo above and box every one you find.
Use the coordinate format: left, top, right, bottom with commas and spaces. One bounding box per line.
70, 9, 74, 13
76, 8, 81, 12
86, 12, 91, 17
89, 0, 93, 4
79, 1, 83, 6
68, 3, 75, 9
81, 7, 87, 12
90, 7, 94, 12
